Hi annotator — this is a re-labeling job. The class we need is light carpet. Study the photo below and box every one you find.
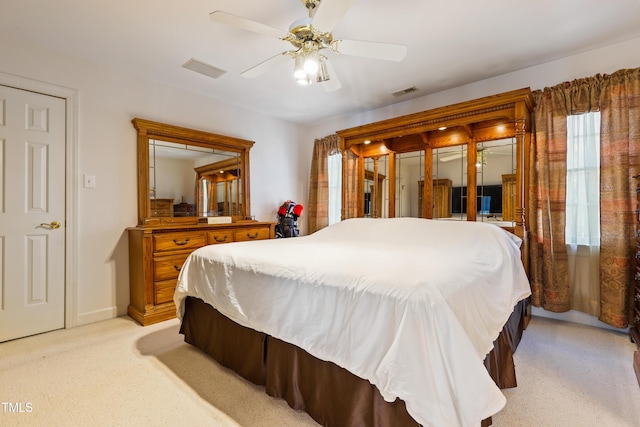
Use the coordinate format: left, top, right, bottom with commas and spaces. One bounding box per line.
1, 315, 639, 426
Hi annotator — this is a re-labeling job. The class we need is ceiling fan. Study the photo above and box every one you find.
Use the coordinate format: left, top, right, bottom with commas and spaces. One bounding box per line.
209, 0, 408, 91
439, 147, 511, 163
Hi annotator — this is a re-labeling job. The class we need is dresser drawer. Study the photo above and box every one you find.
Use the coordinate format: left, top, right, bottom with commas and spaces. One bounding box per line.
154, 253, 190, 281
234, 227, 270, 242
154, 232, 206, 252
207, 230, 234, 245
154, 279, 177, 305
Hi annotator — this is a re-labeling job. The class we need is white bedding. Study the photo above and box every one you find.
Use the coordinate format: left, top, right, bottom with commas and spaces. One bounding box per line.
174, 217, 531, 427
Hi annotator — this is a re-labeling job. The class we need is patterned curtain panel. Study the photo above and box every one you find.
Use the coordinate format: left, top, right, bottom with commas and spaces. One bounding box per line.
530, 87, 571, 312
308, 134, 340, 234
531, 67, 640, 328
598, 68, 640, 327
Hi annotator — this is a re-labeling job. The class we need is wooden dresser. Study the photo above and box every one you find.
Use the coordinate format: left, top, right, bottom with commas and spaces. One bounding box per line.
632, 174, 640, 385
419, 179, 452, 218
128, 221, 275, 325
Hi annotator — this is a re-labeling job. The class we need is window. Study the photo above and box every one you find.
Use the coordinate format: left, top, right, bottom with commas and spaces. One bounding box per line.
565, 112, 600, 246
328, 152, 342, 225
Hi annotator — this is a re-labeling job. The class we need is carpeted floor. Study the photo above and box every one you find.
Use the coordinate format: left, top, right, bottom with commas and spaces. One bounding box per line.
1, 315, 639, 426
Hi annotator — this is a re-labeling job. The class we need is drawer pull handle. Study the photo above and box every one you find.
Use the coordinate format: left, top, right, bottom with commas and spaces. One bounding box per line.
247, 232, 259, 239
214, 235, 228, 243
173, 238, 190, 246
635, 293, 640, 302
174, 265, 181, 272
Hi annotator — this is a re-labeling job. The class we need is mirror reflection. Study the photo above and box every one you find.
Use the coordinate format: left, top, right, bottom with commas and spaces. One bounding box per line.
431, 138, 515, 225
395, 151, 425, 218
433, 145, 466, 220
364, 156, 389, 218
195, 157, 242, 217
149, 139, 241, 218
477, 138, 516, 226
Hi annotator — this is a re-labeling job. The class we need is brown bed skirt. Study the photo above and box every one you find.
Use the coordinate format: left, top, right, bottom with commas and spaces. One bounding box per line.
179, 296, 526, 427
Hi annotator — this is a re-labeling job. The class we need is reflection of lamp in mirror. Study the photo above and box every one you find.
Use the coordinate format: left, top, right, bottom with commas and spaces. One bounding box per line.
476, 149, 487, 168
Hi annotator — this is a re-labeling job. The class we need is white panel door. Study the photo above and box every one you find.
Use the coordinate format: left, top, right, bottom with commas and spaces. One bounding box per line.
0, 85, 66, 342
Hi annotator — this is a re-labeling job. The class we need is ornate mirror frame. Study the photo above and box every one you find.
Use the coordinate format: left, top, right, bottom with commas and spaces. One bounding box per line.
132, 118, 254, 226
336, 88, 534, 242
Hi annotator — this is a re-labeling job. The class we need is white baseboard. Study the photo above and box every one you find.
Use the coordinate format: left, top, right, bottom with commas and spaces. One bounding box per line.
532, 306, 628, 332
76, 307, 119, 326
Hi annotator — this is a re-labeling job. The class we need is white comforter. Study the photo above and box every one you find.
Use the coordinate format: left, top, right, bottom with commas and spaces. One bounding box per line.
174, 218, 531, 427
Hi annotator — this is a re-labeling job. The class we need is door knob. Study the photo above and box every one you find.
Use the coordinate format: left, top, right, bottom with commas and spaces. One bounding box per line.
40, 221, 61, 229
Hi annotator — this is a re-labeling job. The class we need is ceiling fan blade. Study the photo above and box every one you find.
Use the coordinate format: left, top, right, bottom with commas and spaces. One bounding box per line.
210, 11, 288, 39
333, 39, 407, 61
439, 152, 466, 162
311, 0, 357, 33
241, 52, 291, 78
321, 59, 341, 92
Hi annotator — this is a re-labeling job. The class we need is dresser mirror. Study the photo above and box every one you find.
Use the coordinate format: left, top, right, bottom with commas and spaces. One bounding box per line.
133, 118, 254, 225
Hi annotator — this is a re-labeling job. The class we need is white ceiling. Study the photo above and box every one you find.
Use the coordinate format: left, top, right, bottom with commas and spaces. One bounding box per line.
3, 0, 640, 125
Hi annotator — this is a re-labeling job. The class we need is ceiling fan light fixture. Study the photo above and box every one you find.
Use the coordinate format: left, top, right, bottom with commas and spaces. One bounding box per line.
293, 54, 307, 80
303, 43, 320, 75
210, 0, 406, 91
316, 59, 330, 82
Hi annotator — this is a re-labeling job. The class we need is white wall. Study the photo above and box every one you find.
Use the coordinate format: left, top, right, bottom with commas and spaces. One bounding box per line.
0, 35, 307, 325
304, 36, 640, 330
154, 157, 195, 203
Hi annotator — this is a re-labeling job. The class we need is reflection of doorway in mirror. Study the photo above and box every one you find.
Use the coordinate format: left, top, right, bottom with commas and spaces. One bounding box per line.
364, 157, 388, 218
396, 151, 424, 218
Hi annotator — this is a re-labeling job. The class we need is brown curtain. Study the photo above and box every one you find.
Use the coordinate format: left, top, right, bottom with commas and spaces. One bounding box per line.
530, 67, 640, 328
308, 134, 340, 234
598, 69, 640, 327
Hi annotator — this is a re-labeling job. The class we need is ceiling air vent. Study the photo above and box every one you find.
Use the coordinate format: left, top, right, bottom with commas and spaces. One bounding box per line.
182, 58, 226, 79
391, 86, 419, 97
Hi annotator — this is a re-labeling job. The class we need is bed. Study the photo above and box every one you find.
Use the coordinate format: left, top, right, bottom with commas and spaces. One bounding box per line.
174, 217, 531, 427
